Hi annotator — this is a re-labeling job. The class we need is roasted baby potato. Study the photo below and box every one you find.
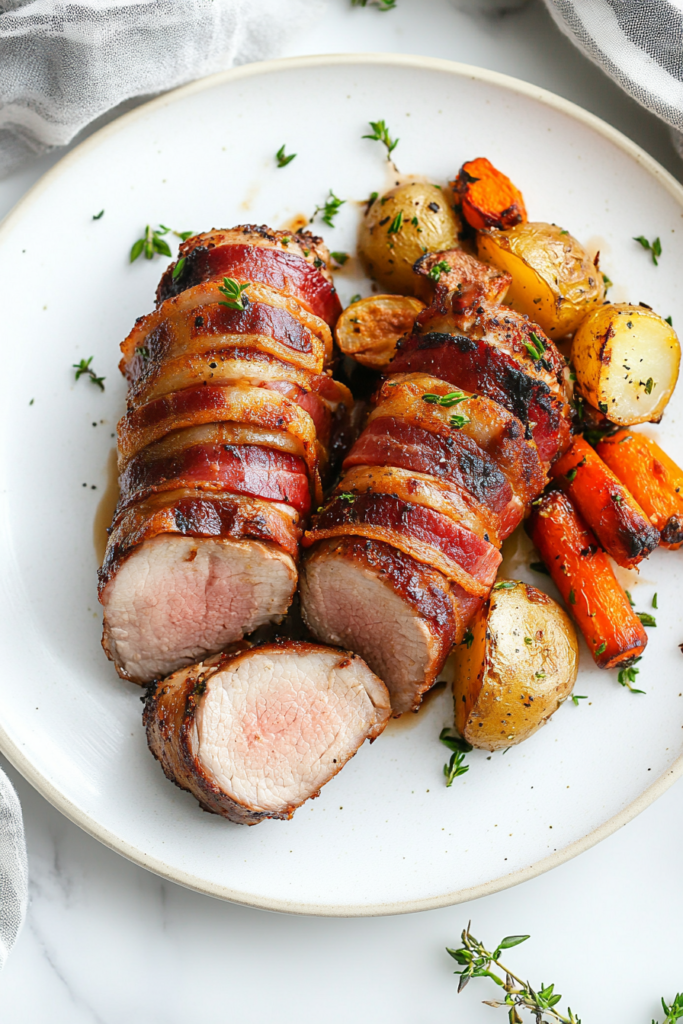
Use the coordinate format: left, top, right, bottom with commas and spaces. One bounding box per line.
358, 183, 462, 295
572, 303, 680, 425
477, 221, 605, 338
335, 294, 426, 369
452, 580, 579, 750
452, 156, 527, 231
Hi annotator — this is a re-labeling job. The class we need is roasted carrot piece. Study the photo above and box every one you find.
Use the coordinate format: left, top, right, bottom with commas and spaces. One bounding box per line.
452, 157, 527, 231
549, 435, 659, 568
596, 430, 683, 549
527, 490, 647, 669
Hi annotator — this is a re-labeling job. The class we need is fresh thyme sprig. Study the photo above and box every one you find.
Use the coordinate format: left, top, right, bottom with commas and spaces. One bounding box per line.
439, 729, 472, 787
275, 144, 296, 168
634, 235, 662, 266
446, 924, 581, 1023
362, 119, 399, 159
73, 357, 105, 391
218, 277, 250, 311
130, 224, 193, 263
618, 656, 645, 694
330, 251, 350, 266
654, 993, 683, 1023
311, 190, 346, 228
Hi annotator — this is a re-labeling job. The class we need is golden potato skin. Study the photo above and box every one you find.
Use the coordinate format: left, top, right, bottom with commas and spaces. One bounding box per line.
452, 581, 579, 751
572, 303, 681, 425
358, 183, 462, 295
477, 222, 605, 338
335, 294, 425, 369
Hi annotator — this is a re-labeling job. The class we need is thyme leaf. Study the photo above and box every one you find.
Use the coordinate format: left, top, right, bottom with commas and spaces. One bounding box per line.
73, 356, 105, 391
362, 119, 399, 157
633, 234, 662, 266
218, 277, 250, 311
311, 190, 346, 228
275, 144, 296, 168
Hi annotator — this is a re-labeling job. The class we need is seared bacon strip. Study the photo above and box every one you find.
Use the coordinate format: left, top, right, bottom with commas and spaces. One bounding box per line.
144, 640, 390, 824
158, 229, 342, 326
117, 383, 324, 502
121, 283, 333, 378
303, 492, 500, 596
119, 443, 312, 517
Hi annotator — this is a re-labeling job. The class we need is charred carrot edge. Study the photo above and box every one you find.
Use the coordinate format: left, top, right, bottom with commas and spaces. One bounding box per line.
596, 430, 683, 549
549, 436, 660, 568
527, 490, 647, 669
451, 157, 527, 232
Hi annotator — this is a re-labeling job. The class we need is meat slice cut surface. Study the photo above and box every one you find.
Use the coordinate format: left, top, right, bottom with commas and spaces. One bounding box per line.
144, 640, 390, 823
101, 534, 297, 685
300, 537, 480, 715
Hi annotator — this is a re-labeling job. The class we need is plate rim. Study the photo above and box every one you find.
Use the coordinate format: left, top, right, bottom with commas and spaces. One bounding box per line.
2, 51, 682, 917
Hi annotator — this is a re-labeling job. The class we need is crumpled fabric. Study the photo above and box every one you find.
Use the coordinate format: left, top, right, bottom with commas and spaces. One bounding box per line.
0, 0, 325, 177
543, 0, 683, 153
0, 767, 28, 969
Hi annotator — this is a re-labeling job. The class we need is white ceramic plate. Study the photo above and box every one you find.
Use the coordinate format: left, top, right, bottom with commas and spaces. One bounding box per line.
1, 54, 683, 916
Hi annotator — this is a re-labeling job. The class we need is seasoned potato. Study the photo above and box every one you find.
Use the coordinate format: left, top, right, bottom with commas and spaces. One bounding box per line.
477, 221, 604, 338
335, 294, 426, 368
358, 183, 462, 295
452, 580, 579, 751
572, 303, 680, 425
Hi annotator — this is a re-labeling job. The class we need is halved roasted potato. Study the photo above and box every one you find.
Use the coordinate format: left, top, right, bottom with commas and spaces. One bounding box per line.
572, 303, 680, 425
358, 182, 462, 295
452, 580, 579, 751
335, 294, 425, 368
477, 221, 604, 338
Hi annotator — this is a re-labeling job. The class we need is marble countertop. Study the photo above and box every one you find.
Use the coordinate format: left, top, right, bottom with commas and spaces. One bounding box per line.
1, 2, 682, 1020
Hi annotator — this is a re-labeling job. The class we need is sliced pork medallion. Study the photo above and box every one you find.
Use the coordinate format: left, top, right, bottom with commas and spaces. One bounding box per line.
99, 491, 300, 684
144, 640, 391, 823
156, 225, 342, 327
300, 538, 481, 715
412, 248, 511, 311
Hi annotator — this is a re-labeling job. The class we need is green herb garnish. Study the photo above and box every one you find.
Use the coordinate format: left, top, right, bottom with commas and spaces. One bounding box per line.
446, 925, 581, 1023
569, 588, 576, 605
387, 211, 403, 235
618, 657, 645, 694
73, 356, 105, 391
530, 561, 549, 575
349, 293, 361, 304
522, 331, 546, 362
666, 315, 673, 326
130, 224, 172, 262
602, 272, 612, 289
462, 628, 474, 649
493, 581, 517, 591
439, 729, 472, 787
330, 251, 349, 266
362, 119, 399, 158
637, 611, 657, 627
571, 694, 587, 705
652, 593, 658, 609
595, 641, 607, 655
92, 210, 104, 220
172, 256, 186, 281
312, 190, 346, 228
633, 235, 662, 265
427, 259, 451, 282
421, 390, 468, 408
275, 144, 296, 168
643, 377, 655, 394
218, 277, 249, 311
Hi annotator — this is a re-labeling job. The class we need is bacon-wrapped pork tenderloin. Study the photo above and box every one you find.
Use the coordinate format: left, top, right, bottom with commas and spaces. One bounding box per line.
144, 639, 390, 824
99, 226, 349, 684
301, 251, 571, 714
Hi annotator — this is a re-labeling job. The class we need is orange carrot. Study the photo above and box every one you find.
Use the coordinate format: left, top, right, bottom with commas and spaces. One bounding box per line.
596, 430, 683, 549
451, 157, 527, 231
527, 490, 647, 669
549, 436, 659, 568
